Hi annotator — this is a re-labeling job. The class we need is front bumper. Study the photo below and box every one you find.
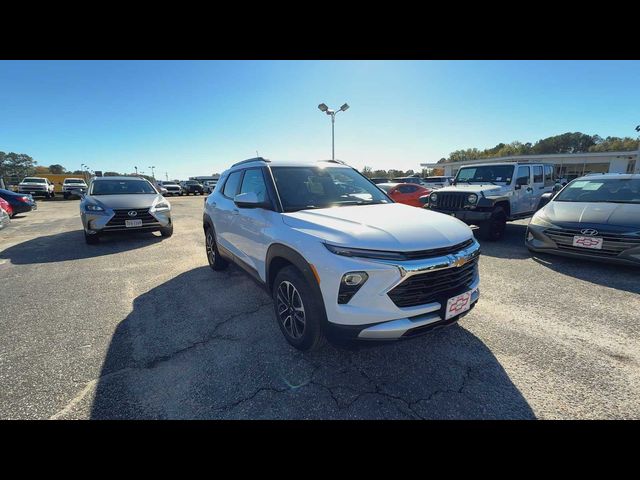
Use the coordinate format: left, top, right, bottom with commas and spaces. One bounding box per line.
428, 207, 492, 224
18, 189, 49, 197
307, 238, 481, 341
526, 223, 640, 267
82, 208, 171, 234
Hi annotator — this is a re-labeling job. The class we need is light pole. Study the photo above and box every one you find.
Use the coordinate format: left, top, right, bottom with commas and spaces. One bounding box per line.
134, 166, 138, 175
635, 125, 640, 173
148, 166, 156, 180
318, 102, 349, 160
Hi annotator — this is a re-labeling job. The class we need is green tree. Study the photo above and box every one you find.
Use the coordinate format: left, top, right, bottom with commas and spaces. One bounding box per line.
0, 152, 37, 178
48, 164, 66, 174
361, 166, 373, 178
103, 171, 121, 176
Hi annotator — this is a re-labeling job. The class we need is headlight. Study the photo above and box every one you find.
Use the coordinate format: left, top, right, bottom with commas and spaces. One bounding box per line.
85, 204, 105, 212
324, 243, 406, 261
467, 194, 478, 204
152, 201, 171, 211
430, 193, 438, 203
529, 211, 554, 228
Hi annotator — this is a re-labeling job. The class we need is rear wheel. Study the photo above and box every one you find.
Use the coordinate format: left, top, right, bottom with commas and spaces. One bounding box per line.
272, 266, 326, 351
477, 206, 507, 241
205, 227, 228, 271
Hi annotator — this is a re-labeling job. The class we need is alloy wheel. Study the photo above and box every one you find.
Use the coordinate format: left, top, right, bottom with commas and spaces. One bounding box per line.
276, 281, 306, 339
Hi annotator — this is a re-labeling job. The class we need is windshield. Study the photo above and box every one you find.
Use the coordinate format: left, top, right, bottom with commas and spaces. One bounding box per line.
22, 178, 45, 183
271, 166, 392, 212
64, 179, 85, 184
163, 182, 177, 186
455, 165, 515, 184
555, 178, 640, 204
186, 181, 201, 185
91, 179, 157, 195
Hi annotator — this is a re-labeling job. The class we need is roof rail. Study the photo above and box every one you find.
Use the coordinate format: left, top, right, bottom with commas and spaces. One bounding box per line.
231, 157, 270, 168
321, 159, 348, 165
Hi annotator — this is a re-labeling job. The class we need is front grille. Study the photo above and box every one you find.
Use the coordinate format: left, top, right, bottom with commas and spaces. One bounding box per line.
106, 208, 158, 228
403, 238, 475, 260
545, 228, 640, 257
433, 192, 467, 210
388, 256, 479, 308
20, 185, 45, 191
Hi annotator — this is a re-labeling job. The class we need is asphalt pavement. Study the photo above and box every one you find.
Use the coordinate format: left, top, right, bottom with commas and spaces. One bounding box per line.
0, 197, 638, 419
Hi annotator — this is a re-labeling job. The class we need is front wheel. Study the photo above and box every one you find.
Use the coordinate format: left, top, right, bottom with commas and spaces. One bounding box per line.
272, 266, 326, 351
160, 223, 173, 237
477, 207, 507, 241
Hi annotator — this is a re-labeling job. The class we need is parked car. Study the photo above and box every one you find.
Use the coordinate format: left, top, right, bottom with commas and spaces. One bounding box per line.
428, 162, 556, 240
0, 196, 14, 217
204, 157, 480, 351
62, 178, 88, 199
422, 176, 454, 190
181, 180, 205, 195
0, 206, 10, 230
79, 176, 173, 244
0, 189, 37, 215
377, 182, 432, 207
526, 174, 640, 266
369, 178, 390, 185
157, 181, 182, 196
18, 177, 55, 198
392, 176, 426, 186
202, 180, 218, 194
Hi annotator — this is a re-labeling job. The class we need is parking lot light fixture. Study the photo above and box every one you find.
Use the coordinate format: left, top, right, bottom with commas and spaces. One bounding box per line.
317, 101, 349, 160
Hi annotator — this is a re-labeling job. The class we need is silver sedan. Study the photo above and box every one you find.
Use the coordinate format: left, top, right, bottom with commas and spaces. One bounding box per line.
78, 176, 173, 244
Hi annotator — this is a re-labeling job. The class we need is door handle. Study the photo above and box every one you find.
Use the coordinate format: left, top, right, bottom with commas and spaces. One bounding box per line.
526, 187, 533, 193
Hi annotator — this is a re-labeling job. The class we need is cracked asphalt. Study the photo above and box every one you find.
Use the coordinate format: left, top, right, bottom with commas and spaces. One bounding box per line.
1, 198, 639, 419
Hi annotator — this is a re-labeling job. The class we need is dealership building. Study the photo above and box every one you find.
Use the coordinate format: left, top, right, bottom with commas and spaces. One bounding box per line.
424, 150, 639, 179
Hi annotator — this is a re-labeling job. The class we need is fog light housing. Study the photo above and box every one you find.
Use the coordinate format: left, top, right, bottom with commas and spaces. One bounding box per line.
338, 271, 368, 304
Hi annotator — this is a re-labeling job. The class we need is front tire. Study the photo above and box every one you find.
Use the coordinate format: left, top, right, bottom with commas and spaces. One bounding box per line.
477, 207, 507, 241
205, 227, 228, 271
272, 266, 326, 351
160, 223, 173, 237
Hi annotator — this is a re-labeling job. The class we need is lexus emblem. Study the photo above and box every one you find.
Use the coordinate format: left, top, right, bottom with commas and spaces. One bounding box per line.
581, 228, 598, 236
128, 210, 138, 217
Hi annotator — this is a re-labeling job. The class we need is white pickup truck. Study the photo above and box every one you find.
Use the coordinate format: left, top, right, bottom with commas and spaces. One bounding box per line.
62, 178, 88, 199
18, 177, 56, 199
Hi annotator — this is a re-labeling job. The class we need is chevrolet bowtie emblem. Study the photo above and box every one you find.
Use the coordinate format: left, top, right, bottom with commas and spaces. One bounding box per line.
452, 256, 470, 268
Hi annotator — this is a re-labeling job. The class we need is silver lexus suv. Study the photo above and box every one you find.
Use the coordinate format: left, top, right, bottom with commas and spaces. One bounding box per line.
79, 176, 173, 244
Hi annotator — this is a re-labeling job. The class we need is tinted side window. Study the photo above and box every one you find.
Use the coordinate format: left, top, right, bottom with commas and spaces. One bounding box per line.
533, 166, 543, 183
516, 166, 530, 186
398, 185, 414, 193
223, 171, 243, 198
544, 165, 555, 186
239, 168, 268, 203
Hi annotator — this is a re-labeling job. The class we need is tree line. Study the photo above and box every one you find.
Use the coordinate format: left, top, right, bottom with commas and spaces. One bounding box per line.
438, 132, 639, 164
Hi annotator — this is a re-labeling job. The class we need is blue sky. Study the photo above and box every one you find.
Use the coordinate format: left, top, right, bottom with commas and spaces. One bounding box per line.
1, 60, 639, 179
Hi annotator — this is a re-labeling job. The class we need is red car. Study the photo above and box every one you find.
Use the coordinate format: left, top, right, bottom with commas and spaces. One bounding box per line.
0, 196, 13, 217
378, 183, 432, 207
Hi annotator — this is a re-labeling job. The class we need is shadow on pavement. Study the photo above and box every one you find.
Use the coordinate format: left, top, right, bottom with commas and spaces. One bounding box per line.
90, 266, 535, 419
0, 229, 165, 265
475, 223, 531, 260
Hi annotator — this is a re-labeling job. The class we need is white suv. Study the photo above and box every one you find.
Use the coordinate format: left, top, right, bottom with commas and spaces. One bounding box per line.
203, 158, 481, 351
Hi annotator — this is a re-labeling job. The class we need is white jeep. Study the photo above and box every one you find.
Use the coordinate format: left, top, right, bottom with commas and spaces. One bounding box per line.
203, 158, 481, 351
427, 162, 557, 240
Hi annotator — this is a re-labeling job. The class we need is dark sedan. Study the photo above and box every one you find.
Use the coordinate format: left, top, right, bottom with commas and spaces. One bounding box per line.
0, 189, 37, 215
181, 181, 205, 195
526, 174, 640, 266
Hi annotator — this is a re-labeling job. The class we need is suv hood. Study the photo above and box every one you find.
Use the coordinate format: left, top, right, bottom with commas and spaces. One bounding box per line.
88, 194, 163, 209
282, 203, 473, 251
544, 201, 640, 229
437, 184, 512, 196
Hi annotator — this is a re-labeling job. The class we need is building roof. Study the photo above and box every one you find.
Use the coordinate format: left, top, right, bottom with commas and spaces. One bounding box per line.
426, 150, 638, 167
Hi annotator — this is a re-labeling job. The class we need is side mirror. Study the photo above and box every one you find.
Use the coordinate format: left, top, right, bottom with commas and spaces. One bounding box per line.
552, 183, 562, 193
537, 192, 554, 210
234, 192, 269, 209
514, 184, 522, 190
70, 188, 85, 198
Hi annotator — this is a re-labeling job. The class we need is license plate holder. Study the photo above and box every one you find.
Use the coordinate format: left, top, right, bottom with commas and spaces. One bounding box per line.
572, 236, 603, 250
125, 219, 143, 228
445, 290, 473, 320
